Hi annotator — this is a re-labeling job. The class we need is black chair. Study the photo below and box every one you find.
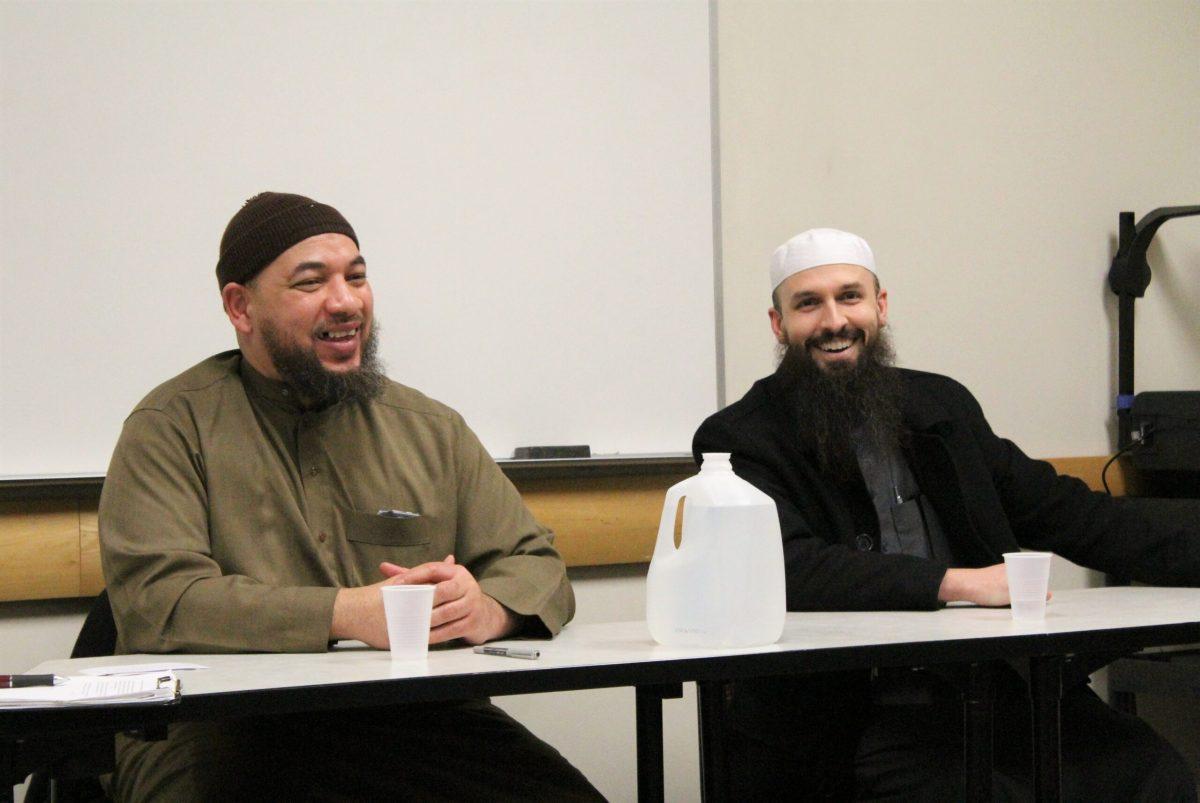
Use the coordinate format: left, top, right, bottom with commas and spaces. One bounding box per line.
22, 589, 117, 803
65, 589, 118, 661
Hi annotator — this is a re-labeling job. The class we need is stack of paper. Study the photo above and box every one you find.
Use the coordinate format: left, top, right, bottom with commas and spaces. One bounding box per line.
0, 672, 179, 709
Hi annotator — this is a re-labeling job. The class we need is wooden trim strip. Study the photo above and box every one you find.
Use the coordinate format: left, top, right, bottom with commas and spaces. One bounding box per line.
0, 456, 1140, 602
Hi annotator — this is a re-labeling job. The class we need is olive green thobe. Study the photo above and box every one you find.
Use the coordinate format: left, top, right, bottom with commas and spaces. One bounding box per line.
100, 350, 574, 655
99, 351, 593, 801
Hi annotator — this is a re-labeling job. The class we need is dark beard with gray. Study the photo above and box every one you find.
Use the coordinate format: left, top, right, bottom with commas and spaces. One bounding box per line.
775, 325, 904, 481
262, 319, 386, 409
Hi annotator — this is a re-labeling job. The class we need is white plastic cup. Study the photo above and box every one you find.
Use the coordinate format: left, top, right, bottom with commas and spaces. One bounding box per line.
1003, 552, 1052, 621
381, 584, 435, 660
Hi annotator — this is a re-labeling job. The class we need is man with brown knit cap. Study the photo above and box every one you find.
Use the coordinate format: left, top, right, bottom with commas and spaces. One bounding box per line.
99, 192, 602, 800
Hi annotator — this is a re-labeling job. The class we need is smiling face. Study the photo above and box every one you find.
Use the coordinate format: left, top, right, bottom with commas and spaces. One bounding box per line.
769, 263, 887, 372
221, 232, 373, 382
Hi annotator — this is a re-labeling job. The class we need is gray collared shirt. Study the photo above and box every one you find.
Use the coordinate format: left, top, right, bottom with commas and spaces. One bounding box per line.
853, 427, 953, 564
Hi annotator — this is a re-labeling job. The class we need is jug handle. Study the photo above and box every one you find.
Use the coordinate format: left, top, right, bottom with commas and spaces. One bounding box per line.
653, 478, 691, 560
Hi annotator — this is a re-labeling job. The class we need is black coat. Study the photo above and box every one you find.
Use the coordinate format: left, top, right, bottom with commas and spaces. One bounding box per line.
693, 368, 1200, 612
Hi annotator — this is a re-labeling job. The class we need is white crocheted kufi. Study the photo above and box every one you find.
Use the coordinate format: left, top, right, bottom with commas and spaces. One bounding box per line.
770, 228, 876, 291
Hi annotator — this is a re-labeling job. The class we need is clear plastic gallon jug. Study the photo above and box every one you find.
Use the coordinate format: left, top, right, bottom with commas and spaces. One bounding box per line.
646, 453, 786, 647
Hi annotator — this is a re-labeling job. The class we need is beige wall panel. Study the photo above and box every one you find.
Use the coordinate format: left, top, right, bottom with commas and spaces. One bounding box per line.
0, 499, 80, 602
79, 503, 104, 595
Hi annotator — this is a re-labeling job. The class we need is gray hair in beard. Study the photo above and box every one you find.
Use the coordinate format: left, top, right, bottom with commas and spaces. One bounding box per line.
775, 326, 904, 481
262, 320, 387, 409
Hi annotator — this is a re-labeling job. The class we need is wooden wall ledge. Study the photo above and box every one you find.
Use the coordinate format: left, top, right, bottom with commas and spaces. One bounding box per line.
0, 456, 1133, 603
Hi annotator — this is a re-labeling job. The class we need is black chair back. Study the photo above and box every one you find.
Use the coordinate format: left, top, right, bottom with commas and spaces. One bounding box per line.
71, 589, 117, 659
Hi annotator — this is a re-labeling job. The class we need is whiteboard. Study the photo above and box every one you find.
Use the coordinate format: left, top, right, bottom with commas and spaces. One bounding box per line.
0, 1, 718, 476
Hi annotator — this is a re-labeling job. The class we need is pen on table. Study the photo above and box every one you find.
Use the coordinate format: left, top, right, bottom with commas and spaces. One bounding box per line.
0, 674, 67, 688
473, 646, 540, 660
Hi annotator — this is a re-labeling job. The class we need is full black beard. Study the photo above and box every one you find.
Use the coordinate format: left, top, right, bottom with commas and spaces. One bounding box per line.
262, 319, 386, 409
776, 326, 904, 481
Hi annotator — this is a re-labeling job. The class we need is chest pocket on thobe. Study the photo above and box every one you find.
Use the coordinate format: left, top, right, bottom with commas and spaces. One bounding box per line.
336, 506, 445, 586
340, 508, 442, 576
341, 508, 434, 546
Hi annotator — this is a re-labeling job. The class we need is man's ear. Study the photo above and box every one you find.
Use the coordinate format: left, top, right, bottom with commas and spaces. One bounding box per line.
768, 307, 787, 344
876, 287, 889, 327
221, 283, 254, 335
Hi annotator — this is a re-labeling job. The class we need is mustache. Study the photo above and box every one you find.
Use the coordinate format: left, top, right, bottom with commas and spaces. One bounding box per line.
804, 326, 865, 351
315, 313, 365, 330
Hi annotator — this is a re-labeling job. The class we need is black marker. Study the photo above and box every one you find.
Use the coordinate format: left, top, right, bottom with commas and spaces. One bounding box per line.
473, 646, 540, 660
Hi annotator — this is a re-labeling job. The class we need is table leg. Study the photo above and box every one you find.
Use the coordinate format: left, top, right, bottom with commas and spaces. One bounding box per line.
2, 740, 17, 803
2, 744, 13, 801
1029, 655, 1063, 803
963, 661, 993, 803
636, 683, 682, 803
696, 679, 732, 803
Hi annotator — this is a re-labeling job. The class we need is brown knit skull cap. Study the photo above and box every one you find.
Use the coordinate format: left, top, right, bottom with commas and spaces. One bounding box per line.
216, 192, 358, 288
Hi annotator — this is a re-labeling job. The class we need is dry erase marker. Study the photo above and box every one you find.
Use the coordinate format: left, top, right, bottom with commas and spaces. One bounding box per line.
473, 646, 540, 660
377, 509, 420, 519
0, 674, 67, 688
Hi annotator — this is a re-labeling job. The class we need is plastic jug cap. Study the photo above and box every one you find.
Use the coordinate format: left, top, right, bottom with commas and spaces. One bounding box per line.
700, 453, 732, 471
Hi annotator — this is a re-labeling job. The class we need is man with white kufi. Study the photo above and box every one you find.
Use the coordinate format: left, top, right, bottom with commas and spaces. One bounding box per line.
692, 227, 1200, 799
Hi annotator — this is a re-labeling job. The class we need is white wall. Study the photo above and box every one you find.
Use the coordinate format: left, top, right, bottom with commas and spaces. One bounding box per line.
716, 0, 1200, 460
0, 599, 91, 676
0, 0, 717, 476
4, 1, 1198, 800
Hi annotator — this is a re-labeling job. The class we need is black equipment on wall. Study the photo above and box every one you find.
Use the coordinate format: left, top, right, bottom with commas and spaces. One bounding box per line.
1105, 208, 1200, 717
1106, 205, 1200, 497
